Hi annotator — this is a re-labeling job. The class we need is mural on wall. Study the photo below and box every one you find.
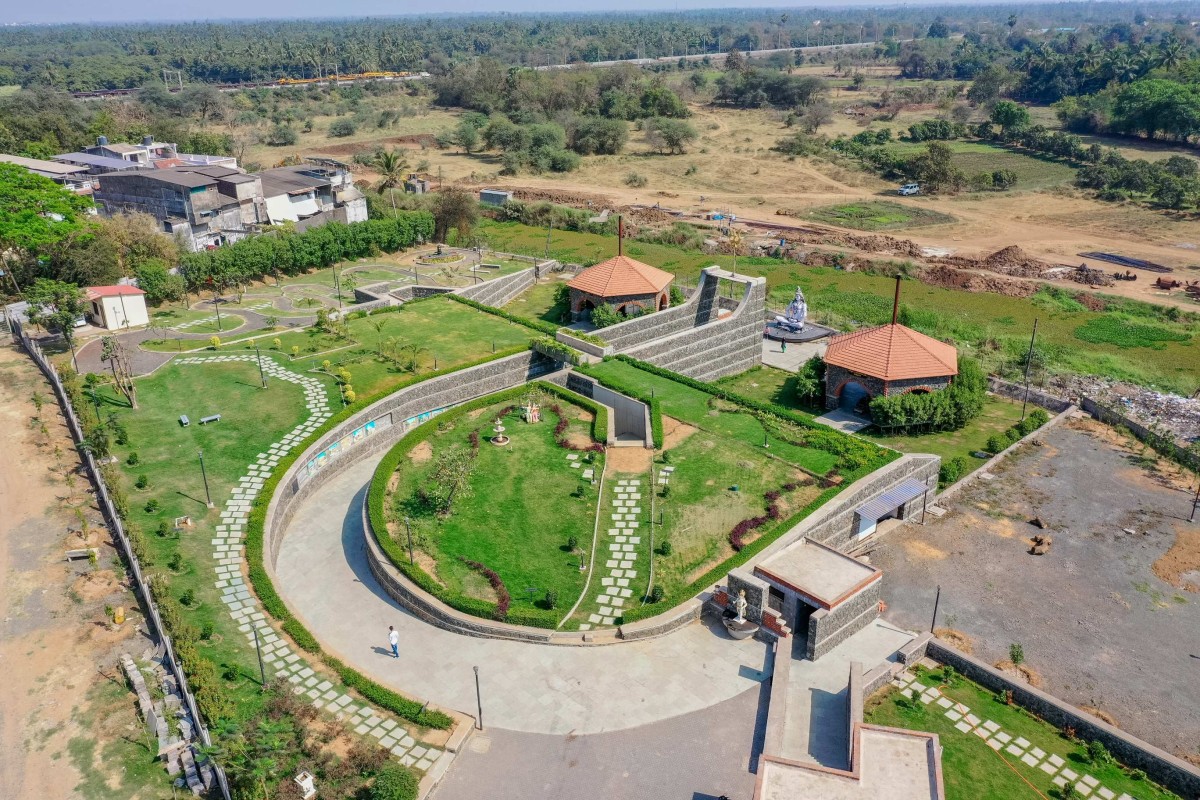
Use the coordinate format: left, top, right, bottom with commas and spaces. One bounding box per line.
298, 407, 450, 483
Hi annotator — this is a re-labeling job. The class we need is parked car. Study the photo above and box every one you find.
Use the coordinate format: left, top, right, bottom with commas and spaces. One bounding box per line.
897, 183, 921, 196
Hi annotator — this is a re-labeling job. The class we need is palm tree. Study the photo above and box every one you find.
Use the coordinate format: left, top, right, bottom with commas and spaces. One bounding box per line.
374, 149, 409, 194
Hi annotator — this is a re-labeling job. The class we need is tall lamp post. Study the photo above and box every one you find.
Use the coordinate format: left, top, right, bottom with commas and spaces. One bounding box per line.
198, 449, 214, 508
254, 343, 267, 389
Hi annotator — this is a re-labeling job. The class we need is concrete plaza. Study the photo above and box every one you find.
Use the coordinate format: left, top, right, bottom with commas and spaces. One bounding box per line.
274, 458, 771, 735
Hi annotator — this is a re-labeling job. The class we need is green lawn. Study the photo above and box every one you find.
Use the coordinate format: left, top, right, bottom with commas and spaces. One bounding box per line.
867, 665, 1181, 800
583, 359, 838, 475
651, 431, 820, 598
887, 140, 1080, 190
149, 307, 248, 334
147, 297, 537, 398
96, 358, 332, 722
806, 201, 956, 231
864, 395, 1028, 470
389, 400, 599, 616
715, 365, 823, 414
507, 277, 572, 327
481, 220, 1200, 394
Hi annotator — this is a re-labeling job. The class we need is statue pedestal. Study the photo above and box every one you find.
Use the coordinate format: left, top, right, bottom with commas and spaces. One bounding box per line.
722, 610, 759, 640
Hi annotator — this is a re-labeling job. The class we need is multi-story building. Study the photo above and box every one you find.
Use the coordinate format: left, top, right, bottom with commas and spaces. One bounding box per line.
93, 160, 367, 251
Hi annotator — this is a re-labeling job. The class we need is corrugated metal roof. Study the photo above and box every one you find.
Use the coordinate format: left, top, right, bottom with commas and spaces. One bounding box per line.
0, 153, 89, 176
55, 152, 142, 170
855, 477, 928, 522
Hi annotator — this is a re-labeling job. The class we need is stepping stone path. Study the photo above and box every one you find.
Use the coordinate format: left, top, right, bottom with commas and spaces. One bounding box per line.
891, 671, 1137, 800
578, 476, 646, 631
174, 315, 226, 330
176, 355, 446, 774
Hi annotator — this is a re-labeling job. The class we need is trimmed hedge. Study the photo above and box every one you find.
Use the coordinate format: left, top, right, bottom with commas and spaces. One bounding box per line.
445, 293, 558, 336
531, 336, 583, 366
242, 348, 544, 731
366, 381, 607, 630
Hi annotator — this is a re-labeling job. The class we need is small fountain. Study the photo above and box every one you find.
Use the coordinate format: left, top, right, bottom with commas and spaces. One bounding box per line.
490, 416, 510, 446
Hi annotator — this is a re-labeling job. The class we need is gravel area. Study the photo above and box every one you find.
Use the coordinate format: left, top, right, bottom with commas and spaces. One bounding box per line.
869, 418, 1200, 760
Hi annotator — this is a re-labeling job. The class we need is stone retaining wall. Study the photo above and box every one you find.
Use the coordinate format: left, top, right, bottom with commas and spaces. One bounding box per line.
263, 351, 556, 567
621, 268, 767, 381
926, 640, 1200, 800
987, 376, 1073, 413
807, 581, 880, 661
456, 268, 536, 308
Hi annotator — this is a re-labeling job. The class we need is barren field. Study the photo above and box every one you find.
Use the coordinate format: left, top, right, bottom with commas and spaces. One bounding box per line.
870, 418, 1200, 760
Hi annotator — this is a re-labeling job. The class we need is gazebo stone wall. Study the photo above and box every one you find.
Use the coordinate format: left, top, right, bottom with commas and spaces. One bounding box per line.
570, 288, 669, 321
825, 364, 952, 411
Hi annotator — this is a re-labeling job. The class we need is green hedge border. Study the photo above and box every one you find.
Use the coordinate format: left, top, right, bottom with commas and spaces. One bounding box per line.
365, 381, 607, 630
244, 345, 550, 731
574, 356, 899, 625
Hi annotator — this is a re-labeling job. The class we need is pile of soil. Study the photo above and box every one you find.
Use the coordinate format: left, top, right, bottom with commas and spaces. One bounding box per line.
510, 187, 614, 208
623, 206, 676, 225
936, 245, 1051, 279
920, 264, 1039, 298
781, 229, 926, 259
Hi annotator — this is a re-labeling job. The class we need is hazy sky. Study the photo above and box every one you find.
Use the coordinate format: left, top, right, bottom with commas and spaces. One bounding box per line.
6, 0, 945, 26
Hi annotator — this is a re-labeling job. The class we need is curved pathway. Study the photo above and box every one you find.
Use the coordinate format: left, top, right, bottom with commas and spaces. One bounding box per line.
274, 455, 770, 736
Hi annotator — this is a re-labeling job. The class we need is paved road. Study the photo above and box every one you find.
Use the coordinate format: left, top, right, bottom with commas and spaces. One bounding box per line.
433, 680, 768, 800
274, 456, 771, 735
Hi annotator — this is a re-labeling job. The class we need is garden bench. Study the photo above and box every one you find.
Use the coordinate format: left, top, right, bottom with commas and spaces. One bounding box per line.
199, 414, 221, 425
179, 415, 190, 427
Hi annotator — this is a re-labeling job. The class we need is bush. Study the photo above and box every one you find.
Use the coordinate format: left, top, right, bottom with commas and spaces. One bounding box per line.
647, 585, 665, 603
200, 621, 215, 640
1004, 426, 1023, 444
167, 552, 183, 572
657, 539, 672, 556
938, 456, 967, 485
135, 474, 148, 489
985, 434, 1009, 454
180, 588, 195, 606
869, 356, 987, 433
543, 590, 558, 609
1028, 408, 1050, 427
567, 536, 578, 551
624, 172, 648, 188
144, 498, 160, 513
1009, 642, 1025, 666
156, 520, 171, 537
1087, 740, 1112, 765
329, 118, 357, 137
265, 124, 298, 147
370, 764, 419, 800
126, 451, 139, 466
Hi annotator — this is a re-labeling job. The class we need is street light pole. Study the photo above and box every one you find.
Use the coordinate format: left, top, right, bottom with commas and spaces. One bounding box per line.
198, 449, 214, 508
252, 627, 267, 691
929, 585, 941, 634
1021, 318, 1039, 422
473, 666, 484, 730
255, 343, 267, 389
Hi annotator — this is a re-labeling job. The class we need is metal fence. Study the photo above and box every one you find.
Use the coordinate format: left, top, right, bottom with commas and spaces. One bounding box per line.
10, 320, 230, 800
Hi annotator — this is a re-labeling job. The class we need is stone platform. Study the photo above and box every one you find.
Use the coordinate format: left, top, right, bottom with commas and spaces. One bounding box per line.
764, 321, 836, 343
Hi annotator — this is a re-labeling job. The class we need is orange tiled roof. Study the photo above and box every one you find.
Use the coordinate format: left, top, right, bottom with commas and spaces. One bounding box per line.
824, 323, 957, 381
567, 255, 673, 298
86, 285, 145, 299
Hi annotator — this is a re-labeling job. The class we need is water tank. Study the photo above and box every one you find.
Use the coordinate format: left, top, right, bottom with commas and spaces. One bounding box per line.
142, 135, 154, 146
97, 135, 108, 146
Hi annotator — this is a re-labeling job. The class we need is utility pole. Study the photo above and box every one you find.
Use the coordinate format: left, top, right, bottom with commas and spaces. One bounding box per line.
473, 666, 484, 730
929, 585, 941, 633
1021, 318, 1039, 421
252, 627, 267, 690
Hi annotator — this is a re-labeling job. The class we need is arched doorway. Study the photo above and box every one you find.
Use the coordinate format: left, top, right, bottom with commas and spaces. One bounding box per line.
838, 381, 872, 414
659, 293, 669, 310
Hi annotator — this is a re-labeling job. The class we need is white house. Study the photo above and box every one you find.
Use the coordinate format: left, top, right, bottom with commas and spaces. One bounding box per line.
86, 286, 149, 330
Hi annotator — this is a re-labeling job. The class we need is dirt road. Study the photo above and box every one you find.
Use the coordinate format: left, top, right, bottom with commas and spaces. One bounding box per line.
0, 343, 159, 799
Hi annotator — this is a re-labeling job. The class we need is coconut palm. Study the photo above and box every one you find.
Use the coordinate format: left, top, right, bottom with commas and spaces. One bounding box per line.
374, 149, 409, 194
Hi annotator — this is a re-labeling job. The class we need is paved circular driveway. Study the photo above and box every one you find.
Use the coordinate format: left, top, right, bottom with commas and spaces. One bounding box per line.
273, 457, 770, 735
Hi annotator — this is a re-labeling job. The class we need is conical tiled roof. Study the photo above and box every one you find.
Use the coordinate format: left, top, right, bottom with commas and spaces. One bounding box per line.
567, 255, 673, 297
824, 324, 957, 381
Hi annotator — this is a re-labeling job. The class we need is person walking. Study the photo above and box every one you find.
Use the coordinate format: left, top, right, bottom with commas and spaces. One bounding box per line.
388, 625, 399, 658
780, 341, 787, 354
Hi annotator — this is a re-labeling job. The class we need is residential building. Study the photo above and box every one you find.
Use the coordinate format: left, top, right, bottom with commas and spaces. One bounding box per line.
0, 153, 95, 194
52, 151, 144, 176
92, 159, 366, 251
82, 135, 238, 170
94, 165, 265, 251
85, 285, 149, 330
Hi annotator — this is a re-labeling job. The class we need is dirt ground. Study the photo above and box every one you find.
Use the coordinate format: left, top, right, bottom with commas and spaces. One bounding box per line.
0, 343, 162, 799
869, 418, 1200, 761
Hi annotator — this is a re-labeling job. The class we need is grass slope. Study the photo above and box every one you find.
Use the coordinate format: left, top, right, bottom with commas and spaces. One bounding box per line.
392, 402, 598, 616
866, 666, 1181, 800
807, 201, 955, 231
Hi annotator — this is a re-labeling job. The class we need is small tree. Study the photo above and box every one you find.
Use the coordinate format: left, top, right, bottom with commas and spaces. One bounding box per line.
26, 279, 86, 359
370, 764, 419, 800
990, 100, 1031, 136
1009, 642, 1025, 666
209, 336, 221, 350
422, 447, 476, 514
431, 188, 480, 244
